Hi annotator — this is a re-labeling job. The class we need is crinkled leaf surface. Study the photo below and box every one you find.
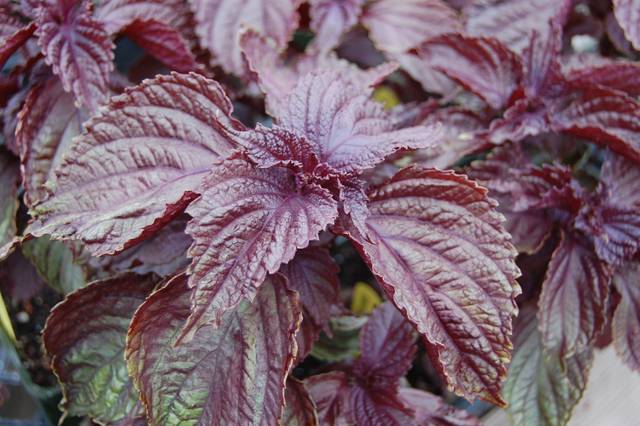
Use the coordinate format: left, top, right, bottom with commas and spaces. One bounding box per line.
347, 385, 414, 426
521, 24, 563, 98
504, 312, 593, 426
283, 378, 318, 426
281, 71, 441, 174
122, 18, 197, 73
43, 274, 157, 424
29, 72, 241, 256
362, 0, 461, 53
538, 232, 611, 358
16, 76, 85, 208
126, 273, 302, 426
612, 262, 640, 372
279, 246, 340, 330
22, 236, 85, 295
347, 166, 520, 404
567, 61, 640, 98
240, 30, 397, 119
465, 0, 572, 53
0, 150, 20, 251
419, 34, 523, 110
191, 0, 300, 75
182, 158, 337, 337
613, 0, 640, 50
308, 0, 364, 54
36, 0, 114, 112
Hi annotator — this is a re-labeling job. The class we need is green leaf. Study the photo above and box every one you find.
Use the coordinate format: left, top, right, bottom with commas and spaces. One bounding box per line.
0, 150, 20, 259
311, 315, 368, 362
43, 274, 158, 424
22, 236, 86, 295
503, 314, 593, 426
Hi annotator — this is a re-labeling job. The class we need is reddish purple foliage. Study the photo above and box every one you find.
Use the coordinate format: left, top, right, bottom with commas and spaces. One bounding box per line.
1, 1, 638, 425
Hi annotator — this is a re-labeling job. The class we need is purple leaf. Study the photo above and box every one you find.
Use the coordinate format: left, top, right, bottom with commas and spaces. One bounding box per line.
613, 0, 640, 50
538, 232, 612, 358
353, 302, 416, 386
308, 0, 365, 54
347, 166, 520, 405
390, 50, 458, 96
281, 71, 441, 174
28, 72, 241, 256
181, 158, 337, 338
36, 0, 115, 112
191, 0, 301, 76
612, 262, 640, 372
362, 0, 461, 53
240, 30, 397, 118
511, 163, 583, 214
121, 18, 198, 73
94, 0, 193, 35
108, 217, 192, 277
419, 34, 523, 110
567, 61, 640, 97
347, 385, 415, 426
522, 24, 563, 98
0, 150, 20, 251
16, 76, 86, 208
0, 22, 36, 71
398, 388, 481, 426
464, 0, 572, 53
283, 378, 319, 426
0, 250, 46, 303
551, 87, 640, 164
43, 274, 157, 424
125, 273, 302, 425
279, 246, 340, 330
305, 371, 350, 425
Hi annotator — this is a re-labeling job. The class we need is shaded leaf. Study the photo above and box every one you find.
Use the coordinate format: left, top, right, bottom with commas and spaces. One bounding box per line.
347, 166, 520, 405
122, 18, 197, 73
353, 302, 416, 386
191, 0, 301, 75
0, 150, 20, 251
551, 87, 640, 164
0, 249, 46, 303
36, 0, 114, 111
304, 371, 350, 426
281, 71, 441, 174
613, 0, 640, 50
126, 273, 301, 425
398, 388, 480, 426
43, 274, 157, 424
22, 236, 85, 295
612, 262, 640, 372
503, 314, 593, 426
538, 232, 612, 358
283, 378, 318, 426
182, 158, 337, 338
347, 385, 414, 426
362, 0, 461, 53
29, 72, 241, 256
279, 246, 340, 330
310, 315, 368, 362
419, 34, 523, 110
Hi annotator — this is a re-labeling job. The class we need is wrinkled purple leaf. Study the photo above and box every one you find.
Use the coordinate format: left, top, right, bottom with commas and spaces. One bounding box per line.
182, 158, 337, 338
308, 0, 364, 54
29, 72, 241, 256
612, 262, 640, 372
126, 273, 301, 425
